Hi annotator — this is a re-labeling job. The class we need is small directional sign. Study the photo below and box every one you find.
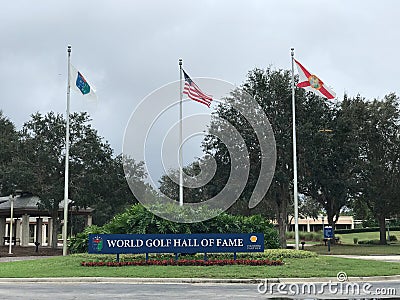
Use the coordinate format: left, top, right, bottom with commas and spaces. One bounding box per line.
324, 226, 333, 239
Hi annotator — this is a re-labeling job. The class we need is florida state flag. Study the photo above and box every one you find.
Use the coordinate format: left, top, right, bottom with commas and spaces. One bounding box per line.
294, 59, 336, 99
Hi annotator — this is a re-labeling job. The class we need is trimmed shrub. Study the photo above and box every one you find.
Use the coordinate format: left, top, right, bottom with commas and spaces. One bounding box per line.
357, 239, 382, 245
262, 249, 317, 260
356, 236, 397, 244
286, 231, 294, 239
69, 204, 280, 253
286, 231, 323, 242
68, 225, 109, 254
353, 237, 358, 245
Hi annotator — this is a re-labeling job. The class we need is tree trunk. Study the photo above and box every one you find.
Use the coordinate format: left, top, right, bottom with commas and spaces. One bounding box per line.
275, 191, 288, 249
378, 215, 387, 245
327, 213, 335, 230
277, 211, 287, 249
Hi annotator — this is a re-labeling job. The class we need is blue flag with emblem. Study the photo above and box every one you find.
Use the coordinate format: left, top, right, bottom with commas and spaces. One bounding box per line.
70, 63, 97, 99
76, 71, 91, 95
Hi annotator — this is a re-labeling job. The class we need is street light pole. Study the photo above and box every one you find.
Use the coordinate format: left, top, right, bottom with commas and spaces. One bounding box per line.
8, 194, 14, 255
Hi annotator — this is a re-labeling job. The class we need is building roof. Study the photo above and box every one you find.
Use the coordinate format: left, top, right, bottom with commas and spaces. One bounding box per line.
0, 195, 93, 217
0, 197, 8, 204
288, 215, 354, 225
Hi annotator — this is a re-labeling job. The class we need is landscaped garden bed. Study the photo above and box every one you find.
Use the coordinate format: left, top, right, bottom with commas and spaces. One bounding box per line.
79, 249, 316, 267
81, 258, 283, 267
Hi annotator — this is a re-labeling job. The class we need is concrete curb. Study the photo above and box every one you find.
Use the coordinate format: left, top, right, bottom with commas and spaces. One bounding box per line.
0, 275, 399, 284
0, 277, 266, 284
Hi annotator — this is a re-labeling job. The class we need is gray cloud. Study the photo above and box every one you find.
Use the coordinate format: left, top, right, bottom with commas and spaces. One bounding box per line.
1, 0, 399, 162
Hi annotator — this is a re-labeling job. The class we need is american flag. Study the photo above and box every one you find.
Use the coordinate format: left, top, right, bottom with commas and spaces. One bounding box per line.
182, 69, 213, 107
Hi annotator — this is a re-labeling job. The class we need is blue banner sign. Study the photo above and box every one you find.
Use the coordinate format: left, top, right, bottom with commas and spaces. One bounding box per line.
88, 233, 264, 254
324, 226, 333, 239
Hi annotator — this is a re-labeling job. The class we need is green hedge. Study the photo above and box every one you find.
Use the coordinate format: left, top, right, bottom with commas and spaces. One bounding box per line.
357, 239, 382, 245
335, 227, 400, 234
286, 231, 323, 241
69, 204, 280, 253
357, 235, 397, 245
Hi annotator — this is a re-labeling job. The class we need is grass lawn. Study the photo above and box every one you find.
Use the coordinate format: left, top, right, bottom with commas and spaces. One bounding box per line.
290, 230, 400, 255
307, 243, 400, 255
287, 231, 400, 246
336, 231, 400, 245
0, 234, 398, 279
0, 255, 399, 279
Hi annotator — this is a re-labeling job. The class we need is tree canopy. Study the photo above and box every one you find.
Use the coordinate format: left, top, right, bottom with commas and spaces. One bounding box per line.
2, 65, 400, 247
159, 67, 400, 246
1, 111, 145, 247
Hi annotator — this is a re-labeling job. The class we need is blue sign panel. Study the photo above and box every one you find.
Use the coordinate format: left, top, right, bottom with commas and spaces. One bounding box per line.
324, 226, 333, 239
88, 233, 264, 254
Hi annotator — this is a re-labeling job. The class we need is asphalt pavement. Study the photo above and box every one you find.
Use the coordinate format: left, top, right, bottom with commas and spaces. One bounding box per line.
0, 254, 399, 300
0, 279, 399, 299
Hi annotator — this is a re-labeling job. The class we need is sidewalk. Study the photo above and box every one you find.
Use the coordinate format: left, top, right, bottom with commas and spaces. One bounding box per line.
0, 256, 54, 263
327, 254, 400, 263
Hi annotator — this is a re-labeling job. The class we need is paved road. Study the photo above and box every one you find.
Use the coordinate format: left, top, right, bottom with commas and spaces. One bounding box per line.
0, 280, 399, 299
1, 282, 256, 300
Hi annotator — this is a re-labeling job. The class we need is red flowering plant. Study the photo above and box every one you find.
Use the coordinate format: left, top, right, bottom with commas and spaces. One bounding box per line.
79, 249, 318, 267
81, 258, 283, 267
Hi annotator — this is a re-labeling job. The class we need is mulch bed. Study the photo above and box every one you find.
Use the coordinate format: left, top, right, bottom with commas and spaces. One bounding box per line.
0, 246, 62, 257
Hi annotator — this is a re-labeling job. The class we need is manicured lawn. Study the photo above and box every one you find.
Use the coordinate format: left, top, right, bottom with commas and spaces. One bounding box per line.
336, 231, 400, 245
307, 243, 400, 255
287, 231, 400, 246
294, 230, 400, 255
0, 254, 399, 278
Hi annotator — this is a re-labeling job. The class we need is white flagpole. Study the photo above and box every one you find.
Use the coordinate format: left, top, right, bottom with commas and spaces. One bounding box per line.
63, 45, 71, 256
178, 59, 184, 206
291, 48, 299, 251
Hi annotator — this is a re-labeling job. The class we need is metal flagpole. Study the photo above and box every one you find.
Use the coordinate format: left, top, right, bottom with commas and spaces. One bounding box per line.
178, 59, 184, 206
63, 45, 72, 256
291, 48, 299, 251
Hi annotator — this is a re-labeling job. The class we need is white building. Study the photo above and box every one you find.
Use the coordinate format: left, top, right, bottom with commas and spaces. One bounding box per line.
0, 195, 93, 246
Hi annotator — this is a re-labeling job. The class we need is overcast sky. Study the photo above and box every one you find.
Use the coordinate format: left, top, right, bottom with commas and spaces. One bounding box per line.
1, 0, 399, 179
